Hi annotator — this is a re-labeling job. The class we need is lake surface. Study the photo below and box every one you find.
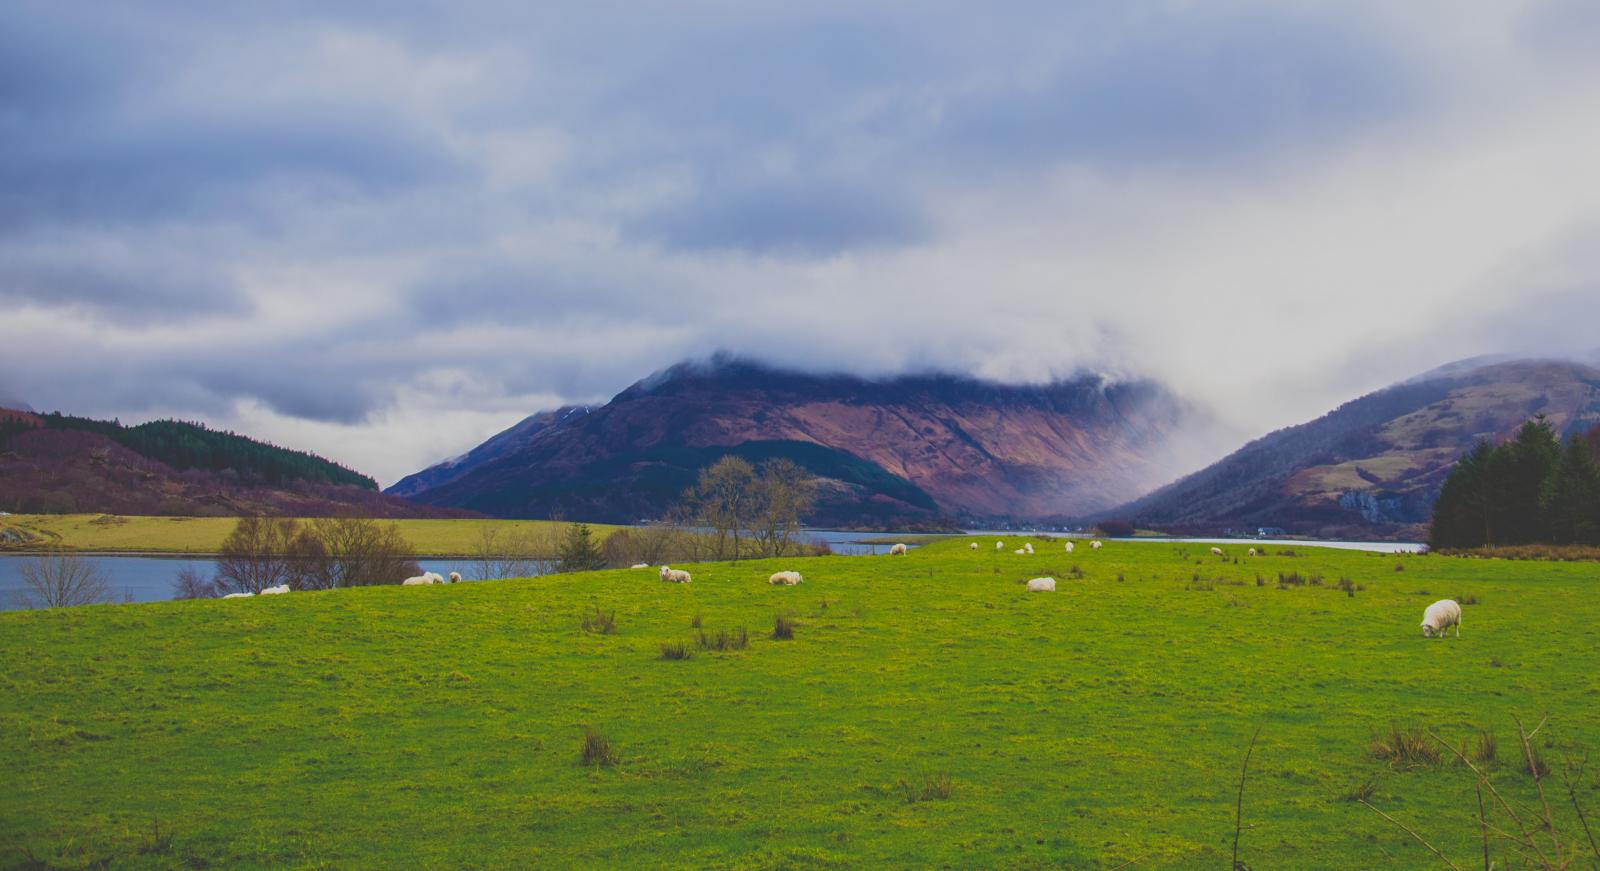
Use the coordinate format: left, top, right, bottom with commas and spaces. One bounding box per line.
0, 533, 1422, 610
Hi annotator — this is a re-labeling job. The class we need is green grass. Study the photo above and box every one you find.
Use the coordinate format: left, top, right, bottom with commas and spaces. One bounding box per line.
2, 541, 1599, 867
0, 514, 622, 556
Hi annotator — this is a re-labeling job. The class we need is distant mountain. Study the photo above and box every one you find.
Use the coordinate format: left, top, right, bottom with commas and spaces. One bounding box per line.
0, 409, 472, 518
389, 356, 1219, 528
0, 396, 31, 412
1102, 358, 1600, 539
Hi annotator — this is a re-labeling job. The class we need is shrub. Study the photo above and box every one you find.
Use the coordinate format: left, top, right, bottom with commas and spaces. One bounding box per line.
660, 641, 693, 660
771, 615, 795, 641
581, 727, 619, 767
581, 606, 616, 635
898, 773, 953, 803
1371, 725, 1442, 767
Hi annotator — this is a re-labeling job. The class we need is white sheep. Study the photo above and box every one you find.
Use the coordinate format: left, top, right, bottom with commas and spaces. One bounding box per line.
426, 572, 444, 584
889, 543, 908, 555
996, 541, 1004, 551
260, 584, 290, 595
221, 592, 254, 599
969, 542, 979, 550
448, 571, 461, 583
401, 575, 436, 586
631, 563, 651, 569
1247, 548, 1257, 557
659, 566, 692, 583
1064, 541, 1075, 553
1026, 577, 1056, 592
768, 570, 803, 586
1014, 548, 1027, 555
1211, 547, 1224, 557
1090, 540, 1103, 550
1421, 600, 1462, 638
1024, 542, 1034, 554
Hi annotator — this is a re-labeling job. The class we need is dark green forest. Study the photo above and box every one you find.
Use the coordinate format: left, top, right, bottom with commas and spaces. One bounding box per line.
1430, 417, 1600, 548
0, 413, 376, 490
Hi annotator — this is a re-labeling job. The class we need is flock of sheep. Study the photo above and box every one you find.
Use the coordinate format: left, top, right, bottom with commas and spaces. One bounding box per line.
213, 536, 1468, 639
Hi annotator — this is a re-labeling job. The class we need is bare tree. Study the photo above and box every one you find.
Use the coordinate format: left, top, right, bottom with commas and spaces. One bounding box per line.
470, 523, 561, 579
691, 456, 757, 560
15, 550, 110, 608
214, 516, 301, 594
293, 517, 420, 588
752, 458, 815, 558
171, 565, 217, 600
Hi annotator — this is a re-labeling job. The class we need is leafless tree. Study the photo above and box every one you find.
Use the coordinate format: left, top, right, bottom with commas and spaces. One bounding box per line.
751, 458, 815, 557
470, 523, 561, 579
691, 456, 757, 560
292, 517, 420, 588
15, 550, 111, 608
171, 565, 217, 600
214, 516, 301, 594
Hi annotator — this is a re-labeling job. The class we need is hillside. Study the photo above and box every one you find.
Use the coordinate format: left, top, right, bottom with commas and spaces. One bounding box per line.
3, 542, 1596, 867
389, 357, 1221, 527
0, 408, 471, 519
1103, 358, 1600, 539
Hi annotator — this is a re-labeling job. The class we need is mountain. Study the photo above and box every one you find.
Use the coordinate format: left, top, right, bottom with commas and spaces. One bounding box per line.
0, 408, 472, 518
1101, 358, 1600, 539
388, 356, 1220, 528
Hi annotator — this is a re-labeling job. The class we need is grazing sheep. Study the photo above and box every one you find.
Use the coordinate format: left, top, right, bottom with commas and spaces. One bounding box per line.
1421, 599, 1462, 638
1065, 541, 1075, 553
1024, 542, 1034, 554
221, 592, 254, 599
889, 543, 908, 555
1247, 548, 1257, 557
659, 566, 692, 584
969, 542, 979, 550
260, 584, 290, 595
768, 570, 803, 586
1026, 577, 1056, 592
426, 572, 445, 584
448, 571, 461, 583
1211, 547, 1224, 557
631, 563, 651, 569
402, 574, 436, 586
1090, 540, 1103, 550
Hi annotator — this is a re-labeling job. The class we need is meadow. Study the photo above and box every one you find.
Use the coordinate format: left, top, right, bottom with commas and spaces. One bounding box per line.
0, 514, 622, 556
2, 539, 1598, 868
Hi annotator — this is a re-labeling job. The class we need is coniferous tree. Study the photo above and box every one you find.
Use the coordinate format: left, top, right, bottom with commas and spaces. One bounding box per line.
557, 523, 607, 573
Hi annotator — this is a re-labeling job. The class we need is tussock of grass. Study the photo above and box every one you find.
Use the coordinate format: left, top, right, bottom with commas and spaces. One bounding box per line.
581, 606, 616, 634
1340, 774, 1380, 802
898, 773, 952, 803
581, 727, 619, 767
659, 642, 692, 660
696, 627, 749, 651
771, 615, 795, 641
1371, 725, 1442, 768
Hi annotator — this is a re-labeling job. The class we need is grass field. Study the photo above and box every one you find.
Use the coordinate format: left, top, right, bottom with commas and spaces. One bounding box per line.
0, 514, 622, 556
3, 539, 1599, 868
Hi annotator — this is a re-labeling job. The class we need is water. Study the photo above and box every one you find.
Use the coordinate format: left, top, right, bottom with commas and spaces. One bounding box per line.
0, 556, 467, 611
0, 533, 1422, 610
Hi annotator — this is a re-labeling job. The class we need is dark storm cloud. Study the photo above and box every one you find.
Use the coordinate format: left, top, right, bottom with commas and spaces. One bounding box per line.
2, 1, 1597, 485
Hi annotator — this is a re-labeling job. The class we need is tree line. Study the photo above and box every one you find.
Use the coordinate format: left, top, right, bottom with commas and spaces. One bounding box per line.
1430, 417, 1600, 549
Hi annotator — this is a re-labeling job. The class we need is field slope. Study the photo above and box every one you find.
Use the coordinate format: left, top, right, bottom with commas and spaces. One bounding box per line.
3, 541, 1598, 868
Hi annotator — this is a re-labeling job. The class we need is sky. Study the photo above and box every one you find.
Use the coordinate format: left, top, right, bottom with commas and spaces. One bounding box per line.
3, 1, 1599, 487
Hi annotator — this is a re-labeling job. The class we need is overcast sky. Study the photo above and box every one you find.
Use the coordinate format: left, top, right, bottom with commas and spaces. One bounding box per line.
4, 2, 1599, 486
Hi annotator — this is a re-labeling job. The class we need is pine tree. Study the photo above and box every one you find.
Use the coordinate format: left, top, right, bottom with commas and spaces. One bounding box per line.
1540, 436, 1600, 545
557, 523, 607, 573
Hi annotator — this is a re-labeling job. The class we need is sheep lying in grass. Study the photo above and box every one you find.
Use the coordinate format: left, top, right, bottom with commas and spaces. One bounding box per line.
448, 571, 461, 583
1024, 542, 1034, 554
969, 542, 979, 550
889, 543, 908, 555
1211, 547, 1224, 557
768, 571, 803, 586
1247, 548, 1257, 557
1026, 577, 1056, 592
1090, 540, 1103, 550
1421, 599, 1462, 638
221, 592, 254, 599
631, 563, 651, 569
1013, 548, 1027, 555
1064, 541, 1075, 553
260, 584, 290, 595
401, 574, 437, 586
659, 566, 692, 584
